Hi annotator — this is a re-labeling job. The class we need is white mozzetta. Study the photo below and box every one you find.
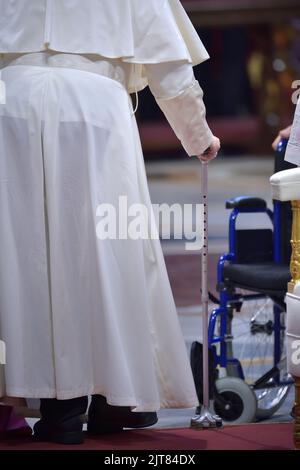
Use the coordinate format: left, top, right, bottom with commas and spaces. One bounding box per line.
0, 0, 209, 63
0, 0, 209, 93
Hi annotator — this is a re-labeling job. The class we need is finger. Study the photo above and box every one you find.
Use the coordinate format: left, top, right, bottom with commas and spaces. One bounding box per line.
200, 153, 215, 162
198, 154, 210, 161
198, 156, 208, 162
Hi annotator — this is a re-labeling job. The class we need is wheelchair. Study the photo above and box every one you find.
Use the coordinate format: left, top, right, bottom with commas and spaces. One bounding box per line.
206, 141, 294, 424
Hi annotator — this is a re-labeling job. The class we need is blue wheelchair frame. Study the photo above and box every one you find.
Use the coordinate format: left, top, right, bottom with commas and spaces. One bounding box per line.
208, 181, 293, 389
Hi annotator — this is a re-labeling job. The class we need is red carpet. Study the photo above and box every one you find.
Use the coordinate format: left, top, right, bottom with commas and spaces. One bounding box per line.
0, 423, 294, 450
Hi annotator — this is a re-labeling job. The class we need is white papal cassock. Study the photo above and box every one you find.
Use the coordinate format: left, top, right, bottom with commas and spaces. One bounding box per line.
0, 0, 213, 411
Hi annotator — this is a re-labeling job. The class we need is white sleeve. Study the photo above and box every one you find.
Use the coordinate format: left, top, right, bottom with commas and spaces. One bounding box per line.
144, 62, 214, 156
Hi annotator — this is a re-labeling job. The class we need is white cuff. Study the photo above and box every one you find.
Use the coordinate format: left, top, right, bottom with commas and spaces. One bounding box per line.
156, 80, 213, 156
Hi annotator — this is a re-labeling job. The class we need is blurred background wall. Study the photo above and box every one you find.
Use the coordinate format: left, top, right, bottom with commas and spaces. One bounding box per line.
137, 0, 300, 158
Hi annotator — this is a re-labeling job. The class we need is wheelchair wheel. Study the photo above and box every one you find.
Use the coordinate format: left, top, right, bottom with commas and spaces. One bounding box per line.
225, 293, 291, 420
213, 377, 257, 424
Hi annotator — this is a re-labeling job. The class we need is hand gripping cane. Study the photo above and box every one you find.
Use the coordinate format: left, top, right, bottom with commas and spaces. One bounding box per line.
190, 162, 222, 429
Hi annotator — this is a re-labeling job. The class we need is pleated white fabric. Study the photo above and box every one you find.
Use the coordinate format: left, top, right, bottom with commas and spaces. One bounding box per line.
0, 59, 198, 410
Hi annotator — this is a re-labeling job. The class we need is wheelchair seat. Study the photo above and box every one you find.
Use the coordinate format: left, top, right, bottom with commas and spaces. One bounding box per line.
223, 262, 290, 297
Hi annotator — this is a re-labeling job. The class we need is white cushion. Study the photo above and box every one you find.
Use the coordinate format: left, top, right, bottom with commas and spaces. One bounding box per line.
270, 168, 300, 201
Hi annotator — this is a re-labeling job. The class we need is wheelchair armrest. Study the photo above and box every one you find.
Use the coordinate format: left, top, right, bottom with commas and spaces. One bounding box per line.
226, 196, 267, 210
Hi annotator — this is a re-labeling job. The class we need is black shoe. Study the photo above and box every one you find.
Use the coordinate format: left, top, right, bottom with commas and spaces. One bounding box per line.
34, 397, 88, 445
33, 416, 84, 444
87, 395, 158, 435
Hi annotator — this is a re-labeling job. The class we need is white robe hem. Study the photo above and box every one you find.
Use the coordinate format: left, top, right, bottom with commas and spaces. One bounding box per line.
5, 387, 198, 411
